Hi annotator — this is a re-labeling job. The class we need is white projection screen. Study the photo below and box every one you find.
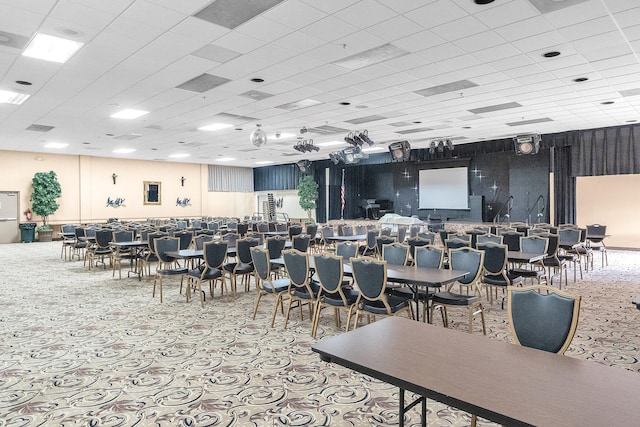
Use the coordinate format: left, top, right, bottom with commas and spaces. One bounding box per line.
419, 167, 469, 209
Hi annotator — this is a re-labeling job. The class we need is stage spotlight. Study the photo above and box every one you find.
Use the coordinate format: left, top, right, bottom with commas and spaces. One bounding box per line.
297, 159, 311, 173
445, 139, 454, 150
344, 132, 359, 146
437, 140, 444, 152
388, 140, 411, 162
329, 152, 343, 165
429, 141, 436, 155
358, 130, 375, 146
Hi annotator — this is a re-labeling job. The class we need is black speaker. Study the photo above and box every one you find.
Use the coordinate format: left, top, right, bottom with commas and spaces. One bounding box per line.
514, 134, 540, 155
389, 140, 411, 161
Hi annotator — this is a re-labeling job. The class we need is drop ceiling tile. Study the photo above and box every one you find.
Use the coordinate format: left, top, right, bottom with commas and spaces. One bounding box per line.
510, 31, 567, 53
364, 14, 424, 42
406, 1, 467, 28
298, 15, 357, 42
211, 29, 267, 54
235, 17, 296, 43
541, 0, 608, 26
334, 0, 397, 30
432, 16, 489, 42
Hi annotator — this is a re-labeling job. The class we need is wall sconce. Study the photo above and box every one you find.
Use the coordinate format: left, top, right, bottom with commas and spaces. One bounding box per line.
112, 173, 117, 185
181, 176, 185, 186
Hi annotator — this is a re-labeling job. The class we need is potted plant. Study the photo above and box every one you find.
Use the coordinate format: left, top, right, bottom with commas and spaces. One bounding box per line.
30, 171, 62, 242
298, 175, 318, 223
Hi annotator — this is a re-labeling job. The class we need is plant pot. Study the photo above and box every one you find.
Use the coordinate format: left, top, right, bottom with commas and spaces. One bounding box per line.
38, 229, 54, 242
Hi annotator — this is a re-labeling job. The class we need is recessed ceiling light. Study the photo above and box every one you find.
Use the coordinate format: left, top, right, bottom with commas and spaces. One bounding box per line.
627, 120, 637, 123
543, 51, 561, 58
255, 160, 274, 165
250, 78, 264, 83
198, 122, 233, 131
82, 142, 90, 145
151, 148, 158, 151
22, 33, 84, 63
44, 142, 68, 149
474, 0, 495, 4
110, 108, 149, 119
216, 157, 235, 162
112, 148, 136, 154
15, 80, 32, 86
573, 77, 589, 82
168, 153, 190, 158
601, 101, 615, 105
339, 102, 351, 106
463, 126, 472, 129
413, 121, 422, 124
178, 141, 186, 144
0, 89, 30, 105
235, 127, 243, 131
106, 133, 114, 136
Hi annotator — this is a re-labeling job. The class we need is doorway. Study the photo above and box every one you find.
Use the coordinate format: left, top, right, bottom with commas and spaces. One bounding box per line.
0, 191, 20, 243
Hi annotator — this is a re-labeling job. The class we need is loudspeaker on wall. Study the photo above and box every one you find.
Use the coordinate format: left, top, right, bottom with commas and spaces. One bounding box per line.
514, 134, 540, 155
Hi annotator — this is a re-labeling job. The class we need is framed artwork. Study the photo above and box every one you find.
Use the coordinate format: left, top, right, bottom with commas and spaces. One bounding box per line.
144, 181, 161, 205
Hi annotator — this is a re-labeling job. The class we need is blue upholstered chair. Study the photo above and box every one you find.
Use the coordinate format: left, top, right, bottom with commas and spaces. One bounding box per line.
251, 247, 291, 327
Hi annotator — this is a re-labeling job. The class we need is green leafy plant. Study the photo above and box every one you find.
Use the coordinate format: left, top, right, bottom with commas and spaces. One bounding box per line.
30, 171, 62, 230
298, 175, 318, 222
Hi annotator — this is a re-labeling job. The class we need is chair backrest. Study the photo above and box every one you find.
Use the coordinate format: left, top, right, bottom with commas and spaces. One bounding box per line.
283, 249, 310, 289
257, 222, 269, 233
449, 247, 484, 286
314, 253, 344, 294
380, 227, 392, 236
375, 236, 396, 256
266, 236, 287, 259
236, 222, 249, 236
559, 228, 581, 244
203, 240, 228, 269
306, 223, 319, 238
445, 238, 471, 252
175, 231, 193, 250
508, 286, 581, 354
95, 229, 113, 248
414, 245, 444, 269
520, 235, 548, 255
62, 224, 76, 234
586, 224, 606, 236
292, 234, 311, 252
409, 225, 421, 238
354, 225, 367, 235
545, 233, 559, 257
406, 237, 430, 260
85, 227, 97, 238
438, 230, 450, 245
193, 234, 214, 250
342, 225, 354, 236
351, 257, 387, 301
365, 229, 378, 250
207, 222, 219, 232
176, 220, 187, 229
476, 233, 503, 246
288, 224, 303, 239
321, 226, 334, 239
397, 226, 408, 243
191, 219, 202, 229
477, 242, 508, 275
227, 221, 238, 231
155, 237, 179, 263
416, 232, 435, 244
237, 238, 260, 263
336, 241, 358, 259
113, 230, 134, 243
251, 247, 271, 281
147, 232, 166, 254
245, 232, 264, 245
382, 243, 409, 266
222, 232, 239, 249
275, 222, 288, 232
501, 231, 523, 251
74, 227, 86, 239
528, 228, 550, 237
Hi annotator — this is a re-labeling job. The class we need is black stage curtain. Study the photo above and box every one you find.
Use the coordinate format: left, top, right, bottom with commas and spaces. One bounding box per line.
553, 145, 576, 225
570, 125, 640, 176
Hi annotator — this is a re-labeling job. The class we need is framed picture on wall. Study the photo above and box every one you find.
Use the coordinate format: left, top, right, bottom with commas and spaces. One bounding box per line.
144, 181, 161, 205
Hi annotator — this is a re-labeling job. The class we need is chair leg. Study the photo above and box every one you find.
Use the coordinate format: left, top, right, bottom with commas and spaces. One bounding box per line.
252, 292, 264, 320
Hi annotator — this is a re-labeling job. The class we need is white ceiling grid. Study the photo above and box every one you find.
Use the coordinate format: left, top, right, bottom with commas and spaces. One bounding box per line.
0, 0, 639, 165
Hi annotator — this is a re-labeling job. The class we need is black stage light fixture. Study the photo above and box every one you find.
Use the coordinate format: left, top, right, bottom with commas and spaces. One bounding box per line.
514, 134, 541, 155
437, 140, 445, 152
329, 151, 344, 165
429, 140, 436, 154
341, 146, 368, 164
445, 139, 454, 150
354, 130, 375, 146
344, 132, 359, 146
388, 140, 411, 162
297, 159, 311, 173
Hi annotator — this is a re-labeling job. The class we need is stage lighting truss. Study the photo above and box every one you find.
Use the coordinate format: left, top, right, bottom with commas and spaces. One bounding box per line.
344, 130, 375, 147
293, 139, 320, 153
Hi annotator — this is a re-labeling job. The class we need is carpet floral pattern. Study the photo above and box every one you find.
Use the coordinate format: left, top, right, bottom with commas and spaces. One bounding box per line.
1, 242, 639, 426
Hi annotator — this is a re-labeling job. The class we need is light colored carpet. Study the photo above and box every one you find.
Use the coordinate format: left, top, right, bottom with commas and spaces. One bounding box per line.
1, 242, 639, 426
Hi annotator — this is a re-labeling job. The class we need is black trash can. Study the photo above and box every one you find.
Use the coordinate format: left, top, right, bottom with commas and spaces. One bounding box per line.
19, 222, 36, 243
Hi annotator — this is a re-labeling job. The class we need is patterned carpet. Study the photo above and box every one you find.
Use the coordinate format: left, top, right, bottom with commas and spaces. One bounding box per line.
1, 242, 639, 426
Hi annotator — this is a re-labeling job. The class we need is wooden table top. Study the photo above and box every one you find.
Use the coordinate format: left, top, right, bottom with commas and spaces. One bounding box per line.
312, 316, 640, 427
